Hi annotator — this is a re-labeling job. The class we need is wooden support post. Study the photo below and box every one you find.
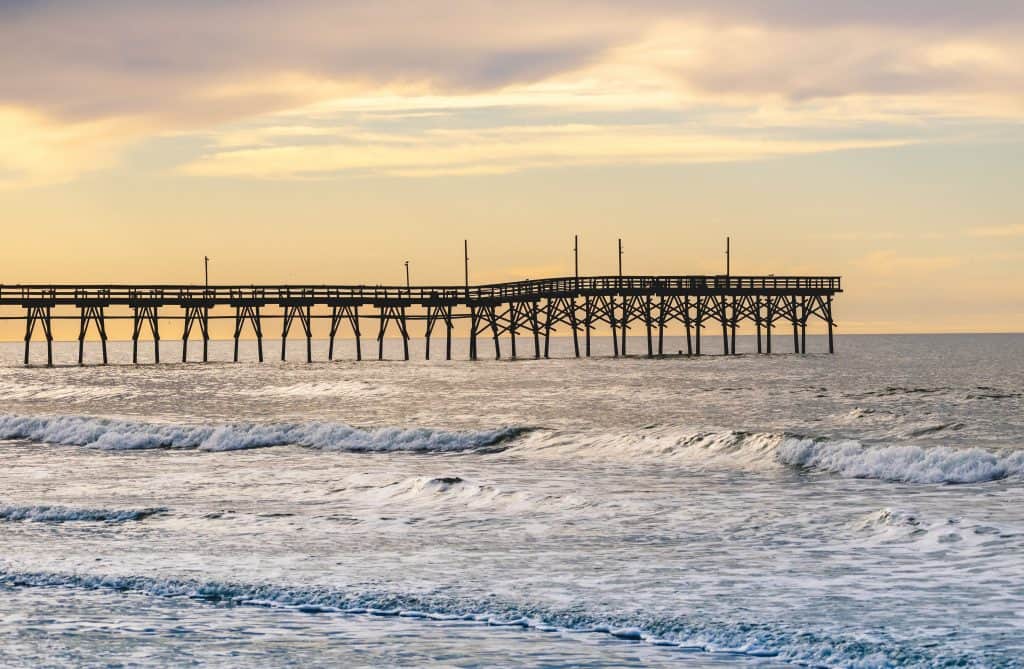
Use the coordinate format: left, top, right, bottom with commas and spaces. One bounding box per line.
694, 298, 703, 356
800, 297, 808, 355
543, 300, 552, 359
424, 305, 436, 361
281, 310, 292, 361
488, 306, 501, 360
791, 296, 799, 354
469, 305, 478, 361
620, 298, 629, 356
720, 298, 729, 356
24, 306, 54, 367
754, 297, 762, 354
353, 307, 361, 361
78, 305, 108, 365
645, 296, 653, 358
182, 305, 210, 363
281, 305, 313, 363
766, 298, 774, 355
730, 298, 738, 355
509, 310, 517, 359
610, 297, 619, 357
684, 297, 693, 356
584, 297, 593, 357
132, 306, 160, 364
536, 299, 544, 356
570, 299, 580, 358
399, 307, 410, 360
826, 296, 835, 354
657, 297, 665, 357
233, 305, 263, 362
445, 306, 453, 361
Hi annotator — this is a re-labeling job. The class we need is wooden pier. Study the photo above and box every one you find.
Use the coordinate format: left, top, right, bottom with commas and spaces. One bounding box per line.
0, 276, 841, 365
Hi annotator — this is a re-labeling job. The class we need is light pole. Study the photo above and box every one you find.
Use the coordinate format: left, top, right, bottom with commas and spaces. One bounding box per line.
617, 238, 623, 277
463, 240, 469, 289
404, 260, 410, 290
204, 256, 209, 288
725, 237, 730, 277
574, 235, 579, 279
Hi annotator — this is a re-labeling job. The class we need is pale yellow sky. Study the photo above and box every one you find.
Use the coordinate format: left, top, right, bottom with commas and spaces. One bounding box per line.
1, 1, 1022, 334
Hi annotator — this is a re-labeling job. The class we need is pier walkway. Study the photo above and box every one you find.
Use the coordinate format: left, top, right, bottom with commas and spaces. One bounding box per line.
0, 275, 841, 365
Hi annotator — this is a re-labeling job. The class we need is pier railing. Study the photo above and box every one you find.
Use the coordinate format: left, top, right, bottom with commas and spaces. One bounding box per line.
0, 275, 841, 305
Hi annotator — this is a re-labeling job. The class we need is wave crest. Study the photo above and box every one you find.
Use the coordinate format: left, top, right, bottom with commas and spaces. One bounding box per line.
0, 504, 165, 523
0, 414, 528, 454
518, 427, 1024, 484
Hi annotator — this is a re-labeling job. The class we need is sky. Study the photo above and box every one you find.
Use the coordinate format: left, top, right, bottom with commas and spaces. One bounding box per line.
1, 0, 1023, 334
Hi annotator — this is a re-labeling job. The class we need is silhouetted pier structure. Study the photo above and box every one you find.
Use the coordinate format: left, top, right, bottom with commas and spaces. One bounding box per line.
0, 276, 841, 366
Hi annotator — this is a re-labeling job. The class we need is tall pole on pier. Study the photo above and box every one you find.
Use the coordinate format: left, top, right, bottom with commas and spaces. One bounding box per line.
574, 235, 579, 279
404, 261, 410, 290
574, 234, 580, 291
464, 240, 469, 289
204, 256, 209, 288
618, 238, 623, 277
725, 237, 730, 277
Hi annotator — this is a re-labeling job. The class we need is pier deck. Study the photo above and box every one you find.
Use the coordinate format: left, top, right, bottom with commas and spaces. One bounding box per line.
0, 275, 841, 365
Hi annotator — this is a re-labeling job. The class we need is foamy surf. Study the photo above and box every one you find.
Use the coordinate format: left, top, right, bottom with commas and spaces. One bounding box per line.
0, 568, 966, 668
0, 414, 528, 454
515, 426, 1024, 484
0, 504, 165, 523
366, 476, 587, 512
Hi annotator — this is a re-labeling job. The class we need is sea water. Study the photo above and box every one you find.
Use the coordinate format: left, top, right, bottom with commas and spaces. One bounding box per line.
0, 334, 1021, 667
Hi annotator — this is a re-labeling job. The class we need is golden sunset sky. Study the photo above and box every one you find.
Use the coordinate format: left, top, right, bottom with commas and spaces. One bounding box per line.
1, 1, 1023, 333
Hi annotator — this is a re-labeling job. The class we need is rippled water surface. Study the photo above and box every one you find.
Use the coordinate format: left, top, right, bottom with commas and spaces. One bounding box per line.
0, 334, 1022, 667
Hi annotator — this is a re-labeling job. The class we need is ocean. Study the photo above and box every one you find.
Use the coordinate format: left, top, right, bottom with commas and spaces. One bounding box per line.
0, 334, 1021, 667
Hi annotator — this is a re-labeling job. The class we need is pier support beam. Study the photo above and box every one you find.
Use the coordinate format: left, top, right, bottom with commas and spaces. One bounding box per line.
424, 303, 454, 361
328, 305, 360, 361
182, 305, 210, 363
233, 304, 264, 362
826, 296, 835, 354
78, 304, 108, 365
376, 304, 410, 360
281, 304, 313, 363
542, 297, 579, 358
23, 305, 54, 367
131, 305, 160, 364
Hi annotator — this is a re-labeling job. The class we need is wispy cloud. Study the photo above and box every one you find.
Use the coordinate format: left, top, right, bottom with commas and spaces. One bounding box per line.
967, 224, 1024, 238
178, 123, 912, 179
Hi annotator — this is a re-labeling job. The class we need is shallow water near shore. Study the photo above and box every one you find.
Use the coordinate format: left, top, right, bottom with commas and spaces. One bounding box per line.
0, 334, 1022, 667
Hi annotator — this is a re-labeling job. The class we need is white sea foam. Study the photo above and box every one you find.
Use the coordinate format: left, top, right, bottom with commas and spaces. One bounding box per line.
0, 568, 962, 667
368, 476, 586, 511
0, 414, 527, 454
236, 381, 389, 398
850, 507, 1021, 550
0, 380, 127, 402
777, 438, 1024, 484
0, 504, 165, 523
516, 427, 1024, 484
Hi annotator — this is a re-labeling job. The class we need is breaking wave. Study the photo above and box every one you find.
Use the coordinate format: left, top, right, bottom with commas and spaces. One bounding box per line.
0, 568, 977, 668
0, 414, 528, 454
516, 427, 1024, 484
0, 504, 165, 523
776, 438, 1024, 484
